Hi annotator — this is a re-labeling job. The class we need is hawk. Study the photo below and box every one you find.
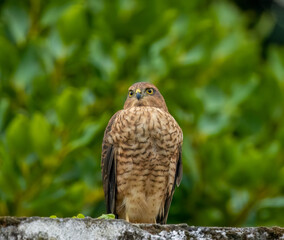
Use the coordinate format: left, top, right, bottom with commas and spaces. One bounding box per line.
101, 82, 183, 224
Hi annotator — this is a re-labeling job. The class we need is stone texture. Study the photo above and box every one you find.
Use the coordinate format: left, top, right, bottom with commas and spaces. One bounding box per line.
0, 217, 283, 240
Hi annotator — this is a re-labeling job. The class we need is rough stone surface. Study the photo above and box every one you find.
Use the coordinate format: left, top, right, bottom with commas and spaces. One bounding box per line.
0, 217, 283, 240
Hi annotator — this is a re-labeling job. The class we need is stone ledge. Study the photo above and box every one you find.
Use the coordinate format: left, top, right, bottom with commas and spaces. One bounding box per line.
0, 217, 283, 240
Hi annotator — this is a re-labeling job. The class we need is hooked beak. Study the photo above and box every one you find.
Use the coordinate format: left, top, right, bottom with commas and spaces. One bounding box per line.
136, 89, 142, 100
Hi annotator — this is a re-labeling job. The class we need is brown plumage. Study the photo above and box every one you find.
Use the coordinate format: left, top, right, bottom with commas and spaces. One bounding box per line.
101, 82, 183, 224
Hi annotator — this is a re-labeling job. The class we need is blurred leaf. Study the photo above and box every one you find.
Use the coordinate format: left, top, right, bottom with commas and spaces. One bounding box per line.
179, 45, 205, 65
88, 38, 116, 80
182, 136, 199, 184
2, 5, 30, 45
228, 190, 250, 214
212, 31, 242, 61
268, 47, 284, 83
258, 197, 284, 208
58, 3, 89, 43
30, 113, 53, 156
228, 76, 258, 108
197, 85, 226, 113
13, 47, 42, 90
6, 115, 31, 156
0, 98, 9, 131
68, 123, 101, 152
26, 188, 66, 211
46, 29, 76, 60
0, 37, 18, 74
213, 1, 241, 29
56, 88, 80, 125
198, 113, 228, 135
41, 2, 74, 27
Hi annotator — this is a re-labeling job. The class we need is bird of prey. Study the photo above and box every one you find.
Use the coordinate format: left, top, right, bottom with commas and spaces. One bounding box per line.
101, 82, 183, 224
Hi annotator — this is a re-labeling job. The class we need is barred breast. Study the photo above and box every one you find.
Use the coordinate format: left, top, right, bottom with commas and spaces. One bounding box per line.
106, 106, 182, 223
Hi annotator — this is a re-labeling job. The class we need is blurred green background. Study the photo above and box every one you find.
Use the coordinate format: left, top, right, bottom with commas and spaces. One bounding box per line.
0, 0, 284, 227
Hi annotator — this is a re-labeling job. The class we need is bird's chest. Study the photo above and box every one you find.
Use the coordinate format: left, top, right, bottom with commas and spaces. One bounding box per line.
108, 107, 181, 156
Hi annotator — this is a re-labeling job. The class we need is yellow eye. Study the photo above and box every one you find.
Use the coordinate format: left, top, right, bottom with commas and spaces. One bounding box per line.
128, 90, 134, 97
146, 88, 154, 95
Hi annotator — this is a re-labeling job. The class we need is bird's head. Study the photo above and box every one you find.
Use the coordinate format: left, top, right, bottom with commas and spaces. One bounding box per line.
123, 82, 168, 112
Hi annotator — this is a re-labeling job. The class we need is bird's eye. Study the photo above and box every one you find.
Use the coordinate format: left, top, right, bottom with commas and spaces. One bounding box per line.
128, 90, 134, 97
146, 88, 154, 95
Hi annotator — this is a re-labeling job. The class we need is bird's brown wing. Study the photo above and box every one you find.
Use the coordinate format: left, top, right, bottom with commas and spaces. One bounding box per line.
156, 146, 183, 224
101, 111, 121, 215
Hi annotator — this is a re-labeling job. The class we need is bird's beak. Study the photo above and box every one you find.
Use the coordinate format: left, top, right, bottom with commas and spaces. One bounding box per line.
136, 89, 142, 100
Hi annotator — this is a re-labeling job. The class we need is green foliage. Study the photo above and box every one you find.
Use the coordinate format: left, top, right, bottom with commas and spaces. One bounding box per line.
72, 213, 85, 219
0, 0, 283, 227
97, 214, 115, 220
